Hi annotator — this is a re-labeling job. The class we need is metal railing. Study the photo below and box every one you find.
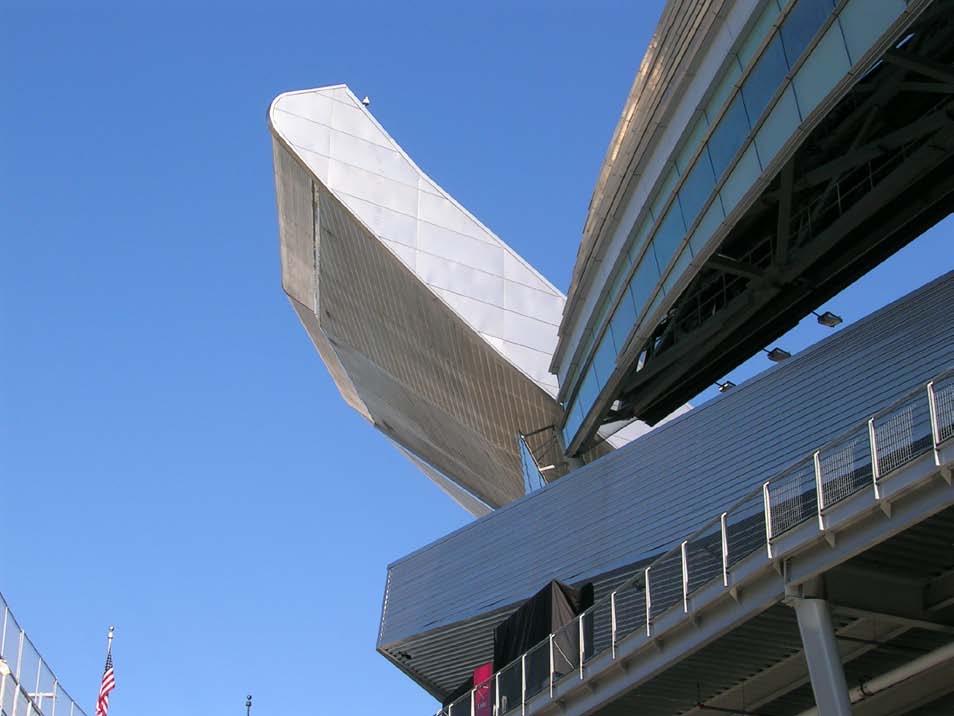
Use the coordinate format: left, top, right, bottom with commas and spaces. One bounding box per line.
0, 594, 88, 716
430, 368, 954, 716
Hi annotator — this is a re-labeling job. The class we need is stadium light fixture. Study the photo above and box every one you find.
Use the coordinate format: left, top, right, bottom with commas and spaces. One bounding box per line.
813, 310, 843, 328
764, 347, 791, 362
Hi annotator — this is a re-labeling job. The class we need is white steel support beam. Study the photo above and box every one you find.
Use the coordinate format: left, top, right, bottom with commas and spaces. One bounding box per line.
792, 598, 853, 716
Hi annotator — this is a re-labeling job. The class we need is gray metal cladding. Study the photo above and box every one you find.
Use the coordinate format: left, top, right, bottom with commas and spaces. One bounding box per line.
380, 272, 954, 650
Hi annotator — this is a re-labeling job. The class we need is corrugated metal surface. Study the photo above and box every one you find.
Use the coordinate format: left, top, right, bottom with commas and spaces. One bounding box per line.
380, 273, 954, 654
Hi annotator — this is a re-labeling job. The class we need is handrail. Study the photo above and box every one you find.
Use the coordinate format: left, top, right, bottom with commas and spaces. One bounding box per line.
434, 367, 954, 716
0, 593, 88, 716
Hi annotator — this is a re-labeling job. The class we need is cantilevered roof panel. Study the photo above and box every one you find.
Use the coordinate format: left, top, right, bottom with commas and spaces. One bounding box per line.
269, 85, 579, 512
271, 85, 565, 395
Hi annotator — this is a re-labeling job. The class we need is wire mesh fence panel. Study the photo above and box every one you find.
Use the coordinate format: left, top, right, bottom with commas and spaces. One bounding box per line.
473, 674, 494, 716
446, 690, 470, 716
685, 518, 724, 596
52, 684, 72, 716
18, 636, 40, 695
524, 639, 551, 701
874, 393, 933, 476
551, 618, 581, 686
934, 373, 954, 443
611, 580, 646, 643
586, 596, 612, 660
2, 610, 22, 675
725, 491, 767, 567
24, 698, 42, 716
766, 459, 816, 537
497, 659, 522, 716
35, 661, 55, 710
819, 427, 872, 507
12, 688, 35, 716
1, 674, 15, 716
648, 551, 683, 620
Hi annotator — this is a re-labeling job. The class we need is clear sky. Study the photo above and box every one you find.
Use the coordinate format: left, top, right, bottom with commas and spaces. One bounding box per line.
1, 3, 951, 716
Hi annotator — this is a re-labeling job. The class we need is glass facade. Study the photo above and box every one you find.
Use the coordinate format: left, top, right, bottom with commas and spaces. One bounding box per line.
562, 0, 910, 447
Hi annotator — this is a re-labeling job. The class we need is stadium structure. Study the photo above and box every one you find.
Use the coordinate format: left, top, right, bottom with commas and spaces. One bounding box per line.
0, 593, 88, 716
270, 0, 954, 714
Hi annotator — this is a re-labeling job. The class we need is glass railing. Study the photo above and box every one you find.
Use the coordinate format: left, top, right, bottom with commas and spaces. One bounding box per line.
431, 368, 954, 716
0, 594, 88, 716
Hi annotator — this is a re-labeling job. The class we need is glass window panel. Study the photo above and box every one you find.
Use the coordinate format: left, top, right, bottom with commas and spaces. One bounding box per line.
742, 34, 788, 125
705, 55, 742, 122
663, 246, 693, 295
564, 399, 583, 445
737, 0, 782, 69
630, 251, 660, 313
780, 0, 835, 68
675, 114, 709, 174
708, 93, 750, 180
838, 0, 905, 65
609, 284, 639, 354
652, 204, 687, 277
650, 165, 680, 220
645, 284, 666, 324
677, 150, 716, 229
755, 82, 800, 167
689, 196, 725, 257
627, 218, 655, 264
792, 21, 851, 118
578, 364, 600, 418
720, 142, 762, 216
592, 331, 617, 385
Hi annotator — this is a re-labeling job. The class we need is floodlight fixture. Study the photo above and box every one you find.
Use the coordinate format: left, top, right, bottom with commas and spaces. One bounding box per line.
764, 347, 791, 362
813, 310, 843, 328
717, 381, 736, 393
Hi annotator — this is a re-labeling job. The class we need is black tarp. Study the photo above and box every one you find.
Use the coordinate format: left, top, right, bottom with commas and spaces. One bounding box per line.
493, 580, 593, 712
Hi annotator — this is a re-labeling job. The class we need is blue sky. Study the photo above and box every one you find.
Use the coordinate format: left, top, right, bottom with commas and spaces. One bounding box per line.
1, 3, 951, 716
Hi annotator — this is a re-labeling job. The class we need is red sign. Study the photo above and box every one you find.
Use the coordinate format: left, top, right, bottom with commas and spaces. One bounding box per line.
474, 663, 493, 716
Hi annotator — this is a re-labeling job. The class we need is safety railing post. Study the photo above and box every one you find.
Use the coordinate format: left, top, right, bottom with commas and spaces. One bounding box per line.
495, 671, 500, 716
644, 567, 652, 637
548, 633, 554, 697
762, 482, 773, 559
868, 417, 881, 498
680, 540, 689, 612
470, 685, 475, 716
927, 381, 941, 465
813, 450, 825, 531
16, 629, 24, 680
0, 605, 7, 659
520, 652, 526, 716
610, 591, 617, 659
578, 614, 584, 679
720, 511, 729, 587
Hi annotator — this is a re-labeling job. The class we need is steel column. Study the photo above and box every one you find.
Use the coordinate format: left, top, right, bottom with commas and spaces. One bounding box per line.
793, 598, 853, 716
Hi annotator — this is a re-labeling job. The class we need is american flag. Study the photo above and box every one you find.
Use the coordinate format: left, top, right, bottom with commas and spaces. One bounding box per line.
95, 651, 116, 716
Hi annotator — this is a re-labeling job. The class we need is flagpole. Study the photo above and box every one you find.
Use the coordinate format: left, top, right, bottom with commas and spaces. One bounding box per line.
106, 626, 114, 659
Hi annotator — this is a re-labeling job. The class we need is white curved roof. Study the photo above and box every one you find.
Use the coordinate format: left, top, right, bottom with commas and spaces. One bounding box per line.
270, 85, 564, 395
